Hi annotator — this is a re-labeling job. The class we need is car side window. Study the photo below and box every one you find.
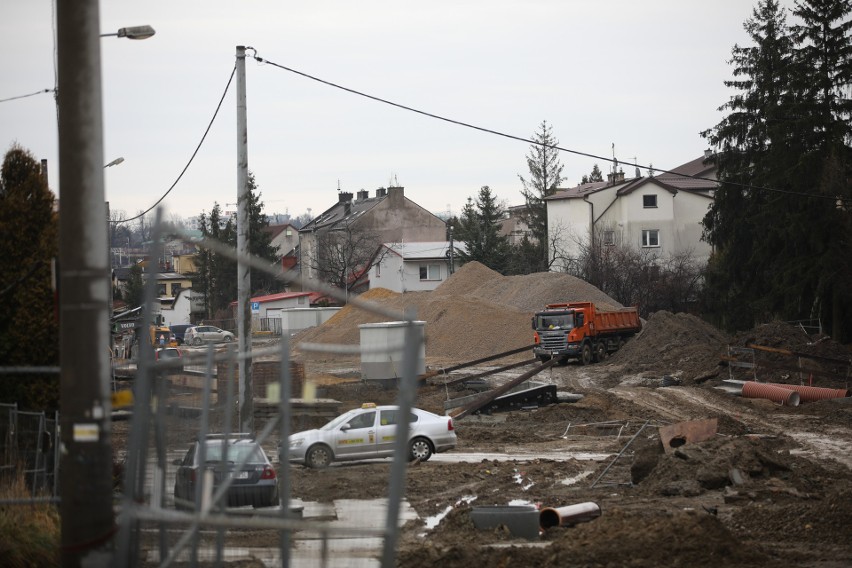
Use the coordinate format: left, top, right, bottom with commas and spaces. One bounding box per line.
346, 411, 376, 430
380, 410, 397, 426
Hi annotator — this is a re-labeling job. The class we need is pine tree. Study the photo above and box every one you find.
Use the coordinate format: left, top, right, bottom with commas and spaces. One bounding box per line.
453, 186, 511, 274
518, 120, 565, 272
193, 173, 281, 317
702, 0, 852, 340
0, 145, 59, 410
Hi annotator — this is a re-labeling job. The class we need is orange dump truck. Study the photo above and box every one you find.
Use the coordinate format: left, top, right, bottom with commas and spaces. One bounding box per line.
532, 301, 641, 365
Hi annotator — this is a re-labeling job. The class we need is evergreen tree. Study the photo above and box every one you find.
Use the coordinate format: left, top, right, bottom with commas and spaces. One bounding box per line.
453, 186, 511, 274
123, 264, 145, 309
193, 173, 281, 317
702, 0, 852, 340
0, 145, 59, 411
581, 164, 604, 184
518, 120, 565, 272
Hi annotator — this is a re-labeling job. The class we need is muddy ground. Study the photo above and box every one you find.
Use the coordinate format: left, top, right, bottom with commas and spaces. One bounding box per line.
282, 352, 852, 568
118, 262, 852, 566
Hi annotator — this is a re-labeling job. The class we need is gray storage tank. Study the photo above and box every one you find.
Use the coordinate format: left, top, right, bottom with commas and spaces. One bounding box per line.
359, 320, 426, 384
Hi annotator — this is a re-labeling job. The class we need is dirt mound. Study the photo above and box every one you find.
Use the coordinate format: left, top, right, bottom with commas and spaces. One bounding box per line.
294, 262, 623, 364
433, 261, 622, 312
612, 310, 731, 383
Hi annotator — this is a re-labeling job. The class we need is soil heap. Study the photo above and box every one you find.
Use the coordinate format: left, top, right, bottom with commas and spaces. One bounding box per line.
293, 262, 622, 364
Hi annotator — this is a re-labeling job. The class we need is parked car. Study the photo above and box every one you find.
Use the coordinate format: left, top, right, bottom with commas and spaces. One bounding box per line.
155, 347, 183, 373
282, 403, 457, 468
184, 325, 235, 346
173, 434, 279, 509
169, 324, 193, 345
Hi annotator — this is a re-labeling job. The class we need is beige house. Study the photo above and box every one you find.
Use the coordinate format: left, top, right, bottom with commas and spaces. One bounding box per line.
299, 186, 446, 288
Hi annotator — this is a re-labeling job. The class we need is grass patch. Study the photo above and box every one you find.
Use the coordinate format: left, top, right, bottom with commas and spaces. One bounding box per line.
0, 470, 60, 567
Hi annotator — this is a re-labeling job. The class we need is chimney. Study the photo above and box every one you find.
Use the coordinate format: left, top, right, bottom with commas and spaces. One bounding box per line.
388, 186, 404, 198
607, 171, 625, 184
338, 191, 353, 203
375, 187, 387, 198
704, 149, 713, 159
357, 189, 369, 201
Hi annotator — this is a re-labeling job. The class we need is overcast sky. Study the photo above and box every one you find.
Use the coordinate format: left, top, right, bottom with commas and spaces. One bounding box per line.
2, 1, 796, 222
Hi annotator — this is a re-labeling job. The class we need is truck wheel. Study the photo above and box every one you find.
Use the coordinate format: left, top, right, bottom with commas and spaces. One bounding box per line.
580, 344, 593, 366
594, 342, 607, 362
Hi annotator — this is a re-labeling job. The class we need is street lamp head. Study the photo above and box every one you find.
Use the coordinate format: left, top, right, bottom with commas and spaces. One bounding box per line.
104, 157, 125, 168
100, 25, 156, 40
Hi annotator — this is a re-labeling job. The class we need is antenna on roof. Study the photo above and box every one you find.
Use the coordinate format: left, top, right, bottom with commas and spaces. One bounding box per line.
337, 179, 341, 192
611, 143, 618, 174
634, 157, 640, 178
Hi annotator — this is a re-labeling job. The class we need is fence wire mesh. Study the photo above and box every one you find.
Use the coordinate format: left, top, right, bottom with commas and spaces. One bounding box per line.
111, 215, 421, 567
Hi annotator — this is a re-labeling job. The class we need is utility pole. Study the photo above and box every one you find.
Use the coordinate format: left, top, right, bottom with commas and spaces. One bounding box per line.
56, 0, 115, 565
236, 45, 253, 433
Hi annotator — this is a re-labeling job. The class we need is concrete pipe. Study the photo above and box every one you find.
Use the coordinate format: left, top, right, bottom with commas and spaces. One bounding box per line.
539, 501, 601, 529
741, 382, 800, 406
766, 383, 848, 403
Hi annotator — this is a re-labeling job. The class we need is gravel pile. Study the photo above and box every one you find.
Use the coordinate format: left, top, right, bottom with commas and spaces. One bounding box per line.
294, 261, 621, 363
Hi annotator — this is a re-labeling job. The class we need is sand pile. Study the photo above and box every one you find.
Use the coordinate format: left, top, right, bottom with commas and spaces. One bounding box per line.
293, 262, 622, 363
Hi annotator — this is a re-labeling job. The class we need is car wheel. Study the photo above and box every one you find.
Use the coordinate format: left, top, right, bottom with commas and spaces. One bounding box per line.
306, 444, 333, 469
193, 337, 202, 346
409, 437, 433, 462
580, 344, 593, 366
224, 335, 234, 342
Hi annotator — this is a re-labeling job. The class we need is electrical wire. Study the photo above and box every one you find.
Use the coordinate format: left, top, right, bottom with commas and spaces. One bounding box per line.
0, 88, 54, 104
112, 65, 237, 224
250, 53, 846, 205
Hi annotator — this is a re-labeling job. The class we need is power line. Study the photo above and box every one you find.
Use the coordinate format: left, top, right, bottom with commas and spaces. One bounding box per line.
0, 88, 54, 103
250, 52, 845, 205
113, 65, 237, 224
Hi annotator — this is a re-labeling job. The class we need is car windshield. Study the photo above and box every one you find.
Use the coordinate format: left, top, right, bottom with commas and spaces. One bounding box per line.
320, 409, 363, 431
204, 441, 264, 463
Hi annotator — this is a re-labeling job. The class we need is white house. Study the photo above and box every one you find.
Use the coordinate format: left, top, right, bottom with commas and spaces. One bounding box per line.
157, 288, 197, 327
546, 153, 717, 271
363, 241, 463, 293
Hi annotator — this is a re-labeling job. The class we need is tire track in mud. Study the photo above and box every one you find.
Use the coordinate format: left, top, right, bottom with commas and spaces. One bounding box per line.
607, 384, 852, 469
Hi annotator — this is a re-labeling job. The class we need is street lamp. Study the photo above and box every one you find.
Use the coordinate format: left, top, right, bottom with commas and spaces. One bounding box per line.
104, 157, 124, 168
99, 25, 156, 40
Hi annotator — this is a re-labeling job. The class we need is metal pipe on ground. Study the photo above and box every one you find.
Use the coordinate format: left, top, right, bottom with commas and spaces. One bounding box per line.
539, 502, 601, 529
765, 383, 848, 402
741, 382, 800, 406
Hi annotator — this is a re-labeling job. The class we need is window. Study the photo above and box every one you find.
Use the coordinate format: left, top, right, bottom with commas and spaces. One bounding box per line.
642, 229, 660, 247
419, 264, 441, 281
157, 284, 166, 296
172, 283, 182, 296
376, 262, 381, 277
643, 195, 657, 208
603, 230, 614, 246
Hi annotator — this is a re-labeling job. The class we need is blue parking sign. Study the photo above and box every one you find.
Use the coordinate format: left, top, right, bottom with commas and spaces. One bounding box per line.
251, 302, 260, 313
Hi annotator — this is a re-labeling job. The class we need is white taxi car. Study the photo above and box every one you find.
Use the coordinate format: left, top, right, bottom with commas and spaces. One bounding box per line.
282, 403, 457, 468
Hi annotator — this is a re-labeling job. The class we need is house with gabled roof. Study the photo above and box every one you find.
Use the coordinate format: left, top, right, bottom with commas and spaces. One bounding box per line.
354, 241, 465, 293
546, 153, 717, 271
298, 186, 447, 289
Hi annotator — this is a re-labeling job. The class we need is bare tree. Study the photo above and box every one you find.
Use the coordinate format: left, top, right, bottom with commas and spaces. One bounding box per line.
564, 224, 705, 316
305, 225, 389, 295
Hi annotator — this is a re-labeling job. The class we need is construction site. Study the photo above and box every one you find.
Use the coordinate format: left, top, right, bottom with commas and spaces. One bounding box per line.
112, 261, 852, 567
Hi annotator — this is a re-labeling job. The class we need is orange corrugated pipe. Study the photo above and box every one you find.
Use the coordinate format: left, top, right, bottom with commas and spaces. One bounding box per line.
741, 382, 800, 406
766, 383, 849, 403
